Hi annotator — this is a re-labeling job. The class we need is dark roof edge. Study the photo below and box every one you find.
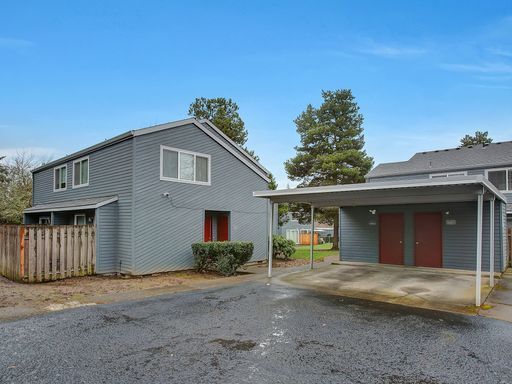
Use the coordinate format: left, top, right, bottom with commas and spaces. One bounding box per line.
32, 131, 134, 173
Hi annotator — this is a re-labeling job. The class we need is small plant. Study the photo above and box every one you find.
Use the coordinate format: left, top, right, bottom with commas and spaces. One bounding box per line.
272, 235, 296, 260
191, 241, 254, 276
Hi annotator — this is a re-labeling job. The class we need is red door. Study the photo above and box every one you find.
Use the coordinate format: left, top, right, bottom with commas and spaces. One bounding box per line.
379, 213, 404, 265
204, 214, 213, 242
217, 214, 229, 241
414, 212, 442, 268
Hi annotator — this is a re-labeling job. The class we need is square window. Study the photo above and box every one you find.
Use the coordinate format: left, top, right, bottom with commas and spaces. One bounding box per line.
488, 170, 507, 190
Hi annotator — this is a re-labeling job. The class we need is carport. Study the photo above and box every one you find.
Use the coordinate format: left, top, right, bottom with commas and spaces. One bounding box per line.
254, 175, 508, 306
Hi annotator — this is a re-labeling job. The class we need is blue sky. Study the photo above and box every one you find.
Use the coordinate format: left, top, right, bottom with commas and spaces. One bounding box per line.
1, 1, 511, 186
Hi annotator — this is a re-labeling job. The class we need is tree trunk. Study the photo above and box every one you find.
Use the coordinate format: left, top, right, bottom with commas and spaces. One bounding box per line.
331, 212, 339, 251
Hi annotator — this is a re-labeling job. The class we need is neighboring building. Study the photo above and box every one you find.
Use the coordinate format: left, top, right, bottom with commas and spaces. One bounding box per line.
340, 141, 512, 270
24, 118, 270, 275
366, 141, 512, 226
278, 213, 334, 244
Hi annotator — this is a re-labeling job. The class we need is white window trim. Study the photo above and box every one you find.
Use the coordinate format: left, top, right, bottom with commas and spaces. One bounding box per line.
53, 165, 67, 192
485, 167, 512, 192
72, 156, 89, 189
74, 214, 86, 225
39, 216, 51, 225
160, 145, 211, 186
429, 171, 468, 179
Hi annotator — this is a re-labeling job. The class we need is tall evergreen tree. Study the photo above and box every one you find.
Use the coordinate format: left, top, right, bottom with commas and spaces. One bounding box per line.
460, 131, 493, 147
285, 89, 374, 250
188, 97, 248, 146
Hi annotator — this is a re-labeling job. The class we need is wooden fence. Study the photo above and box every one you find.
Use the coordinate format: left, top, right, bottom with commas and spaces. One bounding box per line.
0, 225, 95, 283
508, 228, 511, 266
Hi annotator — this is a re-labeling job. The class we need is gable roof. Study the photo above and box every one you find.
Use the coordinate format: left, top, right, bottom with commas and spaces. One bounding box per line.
367, 141, 512, 179
32, 118, 270, 182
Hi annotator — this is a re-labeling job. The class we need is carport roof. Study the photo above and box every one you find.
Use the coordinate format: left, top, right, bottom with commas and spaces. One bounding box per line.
253, 175, 506, 208
24, 196, 118, 213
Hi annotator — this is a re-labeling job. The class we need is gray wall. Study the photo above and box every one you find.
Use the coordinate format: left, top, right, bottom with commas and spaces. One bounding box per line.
131, 123, 269, 275
96, 202, 119, 274
32, 139, 134, 274
340, 201, 504, 272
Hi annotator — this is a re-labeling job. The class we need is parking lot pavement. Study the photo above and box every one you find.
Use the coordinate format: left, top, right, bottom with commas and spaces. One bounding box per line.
1, 281, 512, 384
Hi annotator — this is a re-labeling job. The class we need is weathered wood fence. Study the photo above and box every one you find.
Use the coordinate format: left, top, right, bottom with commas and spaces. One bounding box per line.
0, 225, 95, 283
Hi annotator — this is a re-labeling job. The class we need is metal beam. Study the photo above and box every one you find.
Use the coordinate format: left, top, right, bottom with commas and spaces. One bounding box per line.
476, 193, 483, 307
490, 197, 495, 288
310, 205, 315, 270
268, 200, 273, 278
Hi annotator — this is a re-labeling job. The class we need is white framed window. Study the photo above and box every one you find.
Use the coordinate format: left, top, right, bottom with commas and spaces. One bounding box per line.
39, 216, 51, 225
485, 168, 512, 191
160, 145, 211, 185
74, 214, 86, 225
429, 171, 468, 179
53, 165, 67, 191
73, 156, 89, 188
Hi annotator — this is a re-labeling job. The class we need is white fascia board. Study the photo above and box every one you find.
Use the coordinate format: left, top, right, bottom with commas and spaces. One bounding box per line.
253, 175, 507, 203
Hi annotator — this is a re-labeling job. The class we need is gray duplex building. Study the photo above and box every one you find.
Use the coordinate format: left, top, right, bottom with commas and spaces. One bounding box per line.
24, 118, 270, 275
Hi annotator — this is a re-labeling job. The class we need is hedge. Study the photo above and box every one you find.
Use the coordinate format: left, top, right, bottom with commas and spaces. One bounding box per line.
273, 235, 296, 259
191, 241, 254, 276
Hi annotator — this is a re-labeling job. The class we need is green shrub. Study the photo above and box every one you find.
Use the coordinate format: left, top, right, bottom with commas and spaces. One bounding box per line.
191, 241, 254, 276
273, 235, 296, 260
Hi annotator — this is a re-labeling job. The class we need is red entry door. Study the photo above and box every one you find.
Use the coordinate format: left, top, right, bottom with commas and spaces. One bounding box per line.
414, 212, 442, 268
379, 213, 404, 265
204, 214, 213, 242
217, 214, 229, 241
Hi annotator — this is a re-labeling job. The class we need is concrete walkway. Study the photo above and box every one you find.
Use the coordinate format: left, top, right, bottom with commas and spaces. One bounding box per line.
277, 262, 492, 314
480, 269, 512, 321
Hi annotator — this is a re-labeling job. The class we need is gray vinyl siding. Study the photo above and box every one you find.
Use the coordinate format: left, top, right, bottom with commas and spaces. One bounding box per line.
96, 202, 118, 273
340, 201, 504, 272
132, 123, 268, 275
32, 139, 133, 274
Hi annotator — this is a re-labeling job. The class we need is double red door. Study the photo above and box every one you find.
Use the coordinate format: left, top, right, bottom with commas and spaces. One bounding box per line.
204, 212, 229, 242
379, 213, 404, 265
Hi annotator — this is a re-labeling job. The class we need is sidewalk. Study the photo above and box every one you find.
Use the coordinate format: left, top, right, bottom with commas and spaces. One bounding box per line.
480, 269, 512, 322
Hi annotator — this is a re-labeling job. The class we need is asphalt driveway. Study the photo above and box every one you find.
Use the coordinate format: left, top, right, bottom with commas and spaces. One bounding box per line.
1, 281, 512, 384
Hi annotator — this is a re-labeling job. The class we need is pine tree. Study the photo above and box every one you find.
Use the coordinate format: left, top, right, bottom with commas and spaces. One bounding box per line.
285, 89, 374, 249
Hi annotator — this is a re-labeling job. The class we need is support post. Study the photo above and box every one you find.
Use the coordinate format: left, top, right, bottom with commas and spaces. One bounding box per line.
476, 193, 483, 307
490, 197, 495, 288
267, 200, 273, 278
310, 205, 315, 270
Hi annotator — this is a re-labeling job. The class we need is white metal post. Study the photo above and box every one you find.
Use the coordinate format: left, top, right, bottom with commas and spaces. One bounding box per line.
476, 193, 483, 307
490, 197, 495, 288
268, 200, 273, 278
310, 205, 315, 270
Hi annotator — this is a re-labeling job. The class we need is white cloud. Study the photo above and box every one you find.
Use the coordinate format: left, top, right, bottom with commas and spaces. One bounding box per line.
0, 147, 61, 162
441, 62, 512, 73
0, 37, 33, 48
488, 47, 512, 58
357, 39, 427, 57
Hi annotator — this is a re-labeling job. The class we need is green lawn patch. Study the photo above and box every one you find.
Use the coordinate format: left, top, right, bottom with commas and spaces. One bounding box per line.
291, 243, 339, 261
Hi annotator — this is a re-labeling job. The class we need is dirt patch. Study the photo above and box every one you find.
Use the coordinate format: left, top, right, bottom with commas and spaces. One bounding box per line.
210, 338, 257, 351
0, 270, 228, 321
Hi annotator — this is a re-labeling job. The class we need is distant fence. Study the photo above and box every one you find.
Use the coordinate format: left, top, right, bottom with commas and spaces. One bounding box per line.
0, 225, 95, 283
508, 228, 511, 267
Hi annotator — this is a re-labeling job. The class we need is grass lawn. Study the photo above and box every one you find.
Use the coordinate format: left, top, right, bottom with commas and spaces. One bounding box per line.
291, 243, 339, 261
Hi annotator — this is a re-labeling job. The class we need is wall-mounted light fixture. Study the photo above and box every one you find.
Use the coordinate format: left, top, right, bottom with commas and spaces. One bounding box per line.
369, 209, 377, 215
162, 192, 170, 198
445, 211, 450, 215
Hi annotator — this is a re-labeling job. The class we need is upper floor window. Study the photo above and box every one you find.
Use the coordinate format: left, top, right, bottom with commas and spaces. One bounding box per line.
53, 165, 67, 191
73, 157, 89, 188
486, 168, 512, 191
429, 171, 467, 179
160, 146, 210, 185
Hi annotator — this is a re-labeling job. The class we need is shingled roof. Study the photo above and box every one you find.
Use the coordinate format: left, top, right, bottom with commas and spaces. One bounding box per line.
367, 141, 512, 179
